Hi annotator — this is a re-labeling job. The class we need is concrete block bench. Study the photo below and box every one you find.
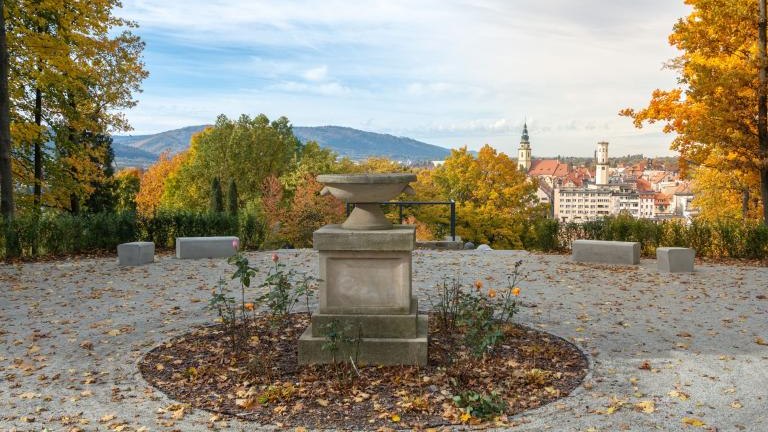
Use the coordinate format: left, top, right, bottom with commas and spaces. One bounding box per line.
657, 247, 695, 273
117, 242, 154, 266
572, 239, 640, 265
176, 236, 239, 259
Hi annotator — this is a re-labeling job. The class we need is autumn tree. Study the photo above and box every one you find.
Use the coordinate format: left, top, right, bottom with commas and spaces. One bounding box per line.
421, 145, 539, 248
621, 0, 768, 224
135, 151, 188, 216
280, 175, 344, 248
4, 0, 147, 212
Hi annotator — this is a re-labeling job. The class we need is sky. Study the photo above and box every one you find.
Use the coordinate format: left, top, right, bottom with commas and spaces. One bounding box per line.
119, 0, 691, 157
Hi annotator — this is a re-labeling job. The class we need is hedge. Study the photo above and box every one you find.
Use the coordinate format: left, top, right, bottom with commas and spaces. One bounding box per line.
2, 211, 767, 261
1, 211, 266, 259
522, 215, 768, 260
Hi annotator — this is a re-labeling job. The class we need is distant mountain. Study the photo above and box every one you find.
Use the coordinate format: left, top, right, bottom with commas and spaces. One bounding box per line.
112, 125, 209, 156
112, 124, 450, 168
112, 143, 162, 169
292, 126, 450, 162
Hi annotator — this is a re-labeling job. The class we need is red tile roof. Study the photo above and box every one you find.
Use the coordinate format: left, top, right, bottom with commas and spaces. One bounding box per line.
528, 159, 570, 177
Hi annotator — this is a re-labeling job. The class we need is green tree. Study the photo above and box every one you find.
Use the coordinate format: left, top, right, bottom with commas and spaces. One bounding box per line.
114, 167, 140, 213
162, 114, 301, 211
210, 177, 224, 213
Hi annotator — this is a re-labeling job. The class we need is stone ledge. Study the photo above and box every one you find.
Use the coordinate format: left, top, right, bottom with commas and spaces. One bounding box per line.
298, 315, 428, 366
314, 225, 415, 251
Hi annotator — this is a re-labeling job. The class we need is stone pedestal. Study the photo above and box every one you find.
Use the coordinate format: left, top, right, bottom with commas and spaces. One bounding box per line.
298, 225, 428, 366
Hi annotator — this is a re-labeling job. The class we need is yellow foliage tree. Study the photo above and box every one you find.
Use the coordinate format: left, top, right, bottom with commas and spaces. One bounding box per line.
621, 0, 767, 223
5, 0, 147, 213
418, 144, 539, 248
135, 151, 188, 216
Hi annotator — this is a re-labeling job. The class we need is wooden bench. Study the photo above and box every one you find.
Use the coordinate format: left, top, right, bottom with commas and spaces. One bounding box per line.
572, 240, 640, 265
175, 236, 239, 259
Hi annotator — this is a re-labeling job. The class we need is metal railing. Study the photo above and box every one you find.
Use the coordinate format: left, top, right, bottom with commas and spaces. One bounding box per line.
346, 200, 457, 241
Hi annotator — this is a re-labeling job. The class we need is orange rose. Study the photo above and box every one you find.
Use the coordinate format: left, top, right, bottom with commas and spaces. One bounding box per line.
244, 302, 255, 311
474, 280, 483, 290
488, 288, 497, 298
511, 287, 521, 297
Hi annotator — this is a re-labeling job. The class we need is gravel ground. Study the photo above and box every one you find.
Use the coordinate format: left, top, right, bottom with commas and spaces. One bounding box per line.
1, 249, 767, 431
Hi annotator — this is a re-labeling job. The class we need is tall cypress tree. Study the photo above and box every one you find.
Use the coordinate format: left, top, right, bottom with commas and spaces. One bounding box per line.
210, 177, 224, 213
227, 179, 238, 215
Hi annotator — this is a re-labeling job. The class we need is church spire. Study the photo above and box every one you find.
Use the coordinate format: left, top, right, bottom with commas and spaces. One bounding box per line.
517, 122, 532, 171
521, 122, 530, 144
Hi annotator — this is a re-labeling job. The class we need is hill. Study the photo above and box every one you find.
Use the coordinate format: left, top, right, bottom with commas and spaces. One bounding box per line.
112, 124, 209, 156
112, 125, 450, 167
292, 126, 450, 162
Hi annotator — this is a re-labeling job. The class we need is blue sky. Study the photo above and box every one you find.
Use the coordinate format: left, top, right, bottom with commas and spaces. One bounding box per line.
119, 0, 690, 157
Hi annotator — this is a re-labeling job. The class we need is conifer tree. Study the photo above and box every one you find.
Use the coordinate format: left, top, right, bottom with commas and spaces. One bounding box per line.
210, 177, 224, 213
227, 179, 239, 215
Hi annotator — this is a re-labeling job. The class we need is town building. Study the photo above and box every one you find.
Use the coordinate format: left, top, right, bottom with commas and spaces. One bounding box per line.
516, 125, 692, 222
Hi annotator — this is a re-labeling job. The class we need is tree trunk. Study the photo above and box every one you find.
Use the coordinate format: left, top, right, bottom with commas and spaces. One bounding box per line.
34, 87, 42, 208
759, 0, 768, 224
742, 188, 750, 220
0, 0, 14, 221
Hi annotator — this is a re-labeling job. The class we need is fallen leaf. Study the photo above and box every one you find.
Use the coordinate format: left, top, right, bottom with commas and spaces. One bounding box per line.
682, 417, 706, 427
316, 399, 329, 407
635, 400, 655, 413
755, 337, 768, 346
669, 390, 689, 401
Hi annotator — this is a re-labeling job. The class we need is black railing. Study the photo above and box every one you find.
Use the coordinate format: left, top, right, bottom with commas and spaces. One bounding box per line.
346, 200, 457, 241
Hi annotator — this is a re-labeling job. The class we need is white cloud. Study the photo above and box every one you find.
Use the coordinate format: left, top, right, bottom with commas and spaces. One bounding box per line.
119, 0, 690, 156
303, 65, 329, 82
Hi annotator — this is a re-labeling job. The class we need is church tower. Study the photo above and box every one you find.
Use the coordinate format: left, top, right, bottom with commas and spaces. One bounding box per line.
517, 123, 532, 171
596, 141, 609, 185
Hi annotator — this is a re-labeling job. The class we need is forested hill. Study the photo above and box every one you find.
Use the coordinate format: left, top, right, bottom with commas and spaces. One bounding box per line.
113, 125, 451, 167
292, 126, 450, 162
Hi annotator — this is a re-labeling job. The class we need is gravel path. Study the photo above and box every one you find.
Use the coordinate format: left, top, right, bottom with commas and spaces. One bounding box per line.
1, 250, 767, 431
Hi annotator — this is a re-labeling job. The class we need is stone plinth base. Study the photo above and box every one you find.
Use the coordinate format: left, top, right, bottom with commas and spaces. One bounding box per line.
310, 298, 420, 339
298, 315, 428, 366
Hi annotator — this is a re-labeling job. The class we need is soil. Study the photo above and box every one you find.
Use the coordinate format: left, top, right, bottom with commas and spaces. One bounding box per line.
139, 313, 589, 430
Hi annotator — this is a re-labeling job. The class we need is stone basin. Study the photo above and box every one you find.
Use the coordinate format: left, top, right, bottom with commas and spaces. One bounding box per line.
318, 173, 416, 230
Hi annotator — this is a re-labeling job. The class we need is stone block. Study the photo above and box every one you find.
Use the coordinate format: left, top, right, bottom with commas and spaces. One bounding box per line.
657, 247, 695, 273
298, 314, 428, 366
572, 239, 640, 265
176, 236, 238, 259
117, 242, 154, 266
310, 298, 420, 338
